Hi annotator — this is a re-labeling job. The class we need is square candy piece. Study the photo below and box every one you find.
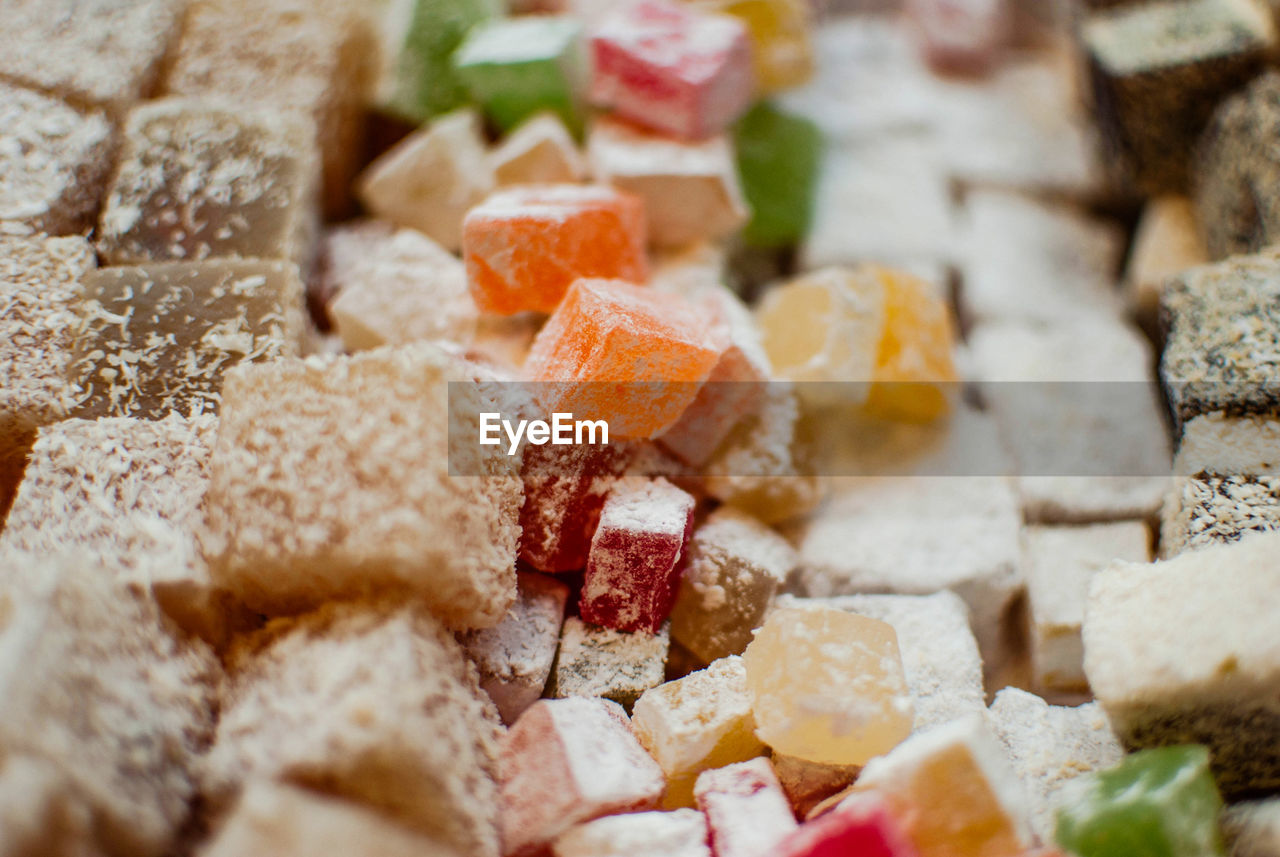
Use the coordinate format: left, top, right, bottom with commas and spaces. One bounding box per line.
581, 477, 696, 632
98, 99, 319, 267
549, 617, 671, 710
0, 0, 184, 110
632, 656, 766, 808
905, 0, 1012, 74
589, 117, 749, 248
1125, 196, 1207, 323
491, 113, 589, 186
591, 0, 755, 140
499, 698, 665, 855
66, 260, 304, 420
686, 0, 815, 93
525, 279, 721, 439
1083, 532, 1280, 796
358, 110, 493, 254
1023, 523, 1150, 694
694, 757, 799, 857
554, 809, 711, 857
453, 15, 586, 134
733, 101, 822, 249
776, 794, 917, 857
326, 224, 478, 352
464, 185, 647, 316
0, 82, 114, 237
162, 0, 376, 218
987, 688, 1124, 843
669, 507, 795, 664
518, 440, 631, 572
461, 570, 569, 725
201, 344, 522, 630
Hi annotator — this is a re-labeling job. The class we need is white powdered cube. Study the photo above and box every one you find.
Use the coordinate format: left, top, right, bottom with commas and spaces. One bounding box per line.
326, 224, 478, 351
780, 591, 985, 733
969, 317, 1171, 523
986, 687, 1124, 842
694, 758, 798, 857
553, 809, 710, 857
1084, 532, 1280, 796
790, 475, 1022, 665
958, 189, 1124, 326
1223, 798, 1280, 857
1125, 195, 1207, 323
491, 113, 587, 185
461, 570, 569, 725
650, 242, 728, 298
549, 617, 669, 711
588, 117, 747, 248
1023, 522, 1150, 693
357, 109, 494, 252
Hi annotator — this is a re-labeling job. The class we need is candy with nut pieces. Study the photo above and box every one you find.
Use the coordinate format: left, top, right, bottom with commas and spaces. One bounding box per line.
695, 757, 798, 857
548, 617, 671, 711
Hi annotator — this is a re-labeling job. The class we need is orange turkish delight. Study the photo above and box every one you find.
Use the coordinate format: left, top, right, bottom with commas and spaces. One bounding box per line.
863, 266, 959, 423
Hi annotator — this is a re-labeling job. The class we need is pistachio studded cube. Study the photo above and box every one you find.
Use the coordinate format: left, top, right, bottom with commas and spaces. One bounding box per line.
0, 83, 114, 237
67, 260, 305, 420
98, 99, 319, 267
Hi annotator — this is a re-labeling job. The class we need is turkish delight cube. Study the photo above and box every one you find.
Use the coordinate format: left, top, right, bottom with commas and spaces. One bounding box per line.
553, 809, 711, 857
1124, 196, 1207, 323
733, 101, 822, 249
776, 794, 917, 857
519, 439, 631, 572
549, 617, 671, 710
694, 757, 798, 857
684, 0, 815, 93
491, 113, 589, 186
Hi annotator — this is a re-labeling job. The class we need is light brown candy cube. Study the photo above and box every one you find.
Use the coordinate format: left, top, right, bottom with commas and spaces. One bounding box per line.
66, 259, 305, 420
491, 113, 588, 186
98, 99, 319, 267
1124, 195, 1207, 323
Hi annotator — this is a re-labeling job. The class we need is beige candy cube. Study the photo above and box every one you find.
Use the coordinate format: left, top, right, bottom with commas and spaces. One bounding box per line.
589, 117, 747, 248
327, 224, 479, 352
358, 110, 495, 252
553, 810, 711, 857
201, 344, 521, 630
491, 113, 588, 185
1125, 196, 1208, 323
202, 601, 503, 857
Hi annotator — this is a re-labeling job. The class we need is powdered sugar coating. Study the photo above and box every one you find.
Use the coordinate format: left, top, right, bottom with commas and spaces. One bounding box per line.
550, 617, 670, 710
694, 757, 798, 857
553, 809, 711, 857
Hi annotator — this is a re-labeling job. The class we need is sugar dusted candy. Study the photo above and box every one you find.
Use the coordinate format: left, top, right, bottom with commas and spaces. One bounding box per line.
549, 617, 669, 710
461, 571, 569, 725
695, 757, 798, 857
326, 224, 478, 352
588, 117, 749, 248
162, 0, 375, 218
850, 715, 1034, 857
651, 241, 728, 298
201, 344, 521, 630
454, 16, 587, 134
464, 186, 647, 316
686, 0, 815, 93
669, 507, 795, 663
492, 114, 589, 186
581, 477, 696, 632
986, 688, 1124, 843
359, 110, 494, 254
67, 260, 304, 420
1083, 532, 1280, 796
1023, 523, 1150, 694
201, 780, 460, 857
1054, 746, 1226, 857
524, 279, 721, 439
905, 0, 1011, 75
591, 0, 755, 140
98, 99, 319, 267
519, 440, 630, 572
1124, 196, 1207, 323
553, 809, 711, 857
498, 697, 665, 855
743, 604, 913, 766
0, 0, 183, 110
776, 793, 918, 857
632, 656, 766, 807
733, 101, 822, 249
0, 83, 113, 238
203, 601, 502, 857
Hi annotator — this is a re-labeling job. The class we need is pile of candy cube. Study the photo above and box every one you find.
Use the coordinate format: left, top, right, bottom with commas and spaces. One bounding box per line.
0, 0, 1277, 856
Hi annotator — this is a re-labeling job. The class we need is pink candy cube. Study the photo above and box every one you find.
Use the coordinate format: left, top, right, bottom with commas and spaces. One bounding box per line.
776, 795, 919, 857
500, 697, 667, 856
904, 0, 1010, 76
695, 757, 799, 857
590, 0, 756, 140
580, 477, 696, 633
520, 440, 631, 573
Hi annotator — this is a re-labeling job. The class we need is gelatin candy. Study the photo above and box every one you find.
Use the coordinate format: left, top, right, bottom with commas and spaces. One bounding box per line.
632, 656, 766, 808
524, 279, 721, 439
1054, 746, 1225, 857
453, 16, 586, 134
491, 113, 589, 186
464, 186, 647, 316
742, 604, 913, 766
862, 266, 958, 423
588, 117, 749, 248
580, 477, 696, 632
591, 0, 755, 140
519, 440, 630, 573
685, 0, 815, 93
549, 617, 670, 711
498, 697, 665, 855
733, 101, 822, 249
776, 794, 918, 857
694, 757, 798, 857
668, 508, 795, 663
